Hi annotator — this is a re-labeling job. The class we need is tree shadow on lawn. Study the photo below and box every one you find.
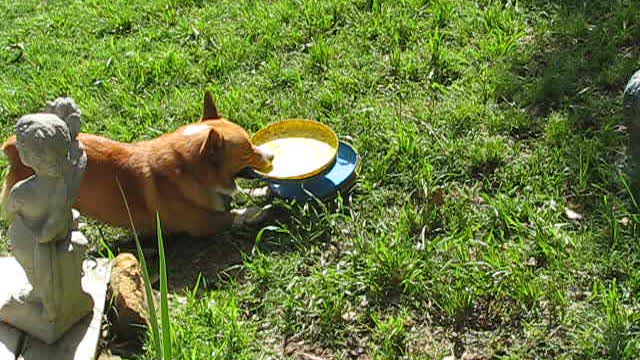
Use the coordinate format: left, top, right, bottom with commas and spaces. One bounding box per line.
434, 1, 640, 358
495, 0, 640, 289
505, 1, 640, 121
498, 0, 640, 203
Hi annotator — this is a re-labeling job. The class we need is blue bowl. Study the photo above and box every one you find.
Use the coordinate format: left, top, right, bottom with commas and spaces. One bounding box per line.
247, 141, 360, 201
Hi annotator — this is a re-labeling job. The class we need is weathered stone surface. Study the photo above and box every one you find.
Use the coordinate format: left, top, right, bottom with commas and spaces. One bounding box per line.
108, 253, 148, 343
0, 258, 112, 360
1, 104, 92, 344
0, 323, 22, 360
19, 258, 112, 360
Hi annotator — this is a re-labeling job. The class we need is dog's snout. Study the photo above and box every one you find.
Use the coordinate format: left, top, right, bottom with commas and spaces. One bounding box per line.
259, 148, 274, 162
251, 146, 274, 172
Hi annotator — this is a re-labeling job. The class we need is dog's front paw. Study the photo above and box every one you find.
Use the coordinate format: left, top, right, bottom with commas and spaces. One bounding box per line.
238, 185, 272, 198
231, 205, 272, 226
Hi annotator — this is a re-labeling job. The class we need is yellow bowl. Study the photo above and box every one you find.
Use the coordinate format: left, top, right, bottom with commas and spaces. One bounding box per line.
252, 119, 339, 180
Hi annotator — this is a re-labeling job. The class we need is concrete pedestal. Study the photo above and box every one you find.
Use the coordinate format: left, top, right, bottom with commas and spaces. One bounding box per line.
0, 257, 112, 360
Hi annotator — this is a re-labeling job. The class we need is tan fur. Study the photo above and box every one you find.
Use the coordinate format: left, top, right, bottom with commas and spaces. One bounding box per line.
1, 93, 272, 237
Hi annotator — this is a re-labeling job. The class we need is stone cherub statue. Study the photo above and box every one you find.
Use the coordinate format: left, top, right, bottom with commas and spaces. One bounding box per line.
625, 70, 640, 195
0, 101, 93, 344
44, 97, 87, 203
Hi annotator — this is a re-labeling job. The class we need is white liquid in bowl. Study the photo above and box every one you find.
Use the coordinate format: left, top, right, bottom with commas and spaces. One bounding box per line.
258, 137, 335, 178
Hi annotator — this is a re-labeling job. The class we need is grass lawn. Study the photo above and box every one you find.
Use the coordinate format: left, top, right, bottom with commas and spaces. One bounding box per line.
2, 0, 640, 358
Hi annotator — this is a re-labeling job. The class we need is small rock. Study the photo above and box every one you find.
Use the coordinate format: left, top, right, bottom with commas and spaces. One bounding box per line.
341, 310, 357, 322
108, 253, 149, 343
565, 208, 583, 221
359, 297, 369, 308
614, 124, 628, 133
349, 347, 364, 357
97, 351, 122, 360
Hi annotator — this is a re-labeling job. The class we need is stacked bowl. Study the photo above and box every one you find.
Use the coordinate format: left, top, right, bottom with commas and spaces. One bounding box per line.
250, 119, 360, 201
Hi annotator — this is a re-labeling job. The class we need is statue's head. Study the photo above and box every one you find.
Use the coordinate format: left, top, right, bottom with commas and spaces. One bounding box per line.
44, 97, 82, 139
15, 114, 71, 177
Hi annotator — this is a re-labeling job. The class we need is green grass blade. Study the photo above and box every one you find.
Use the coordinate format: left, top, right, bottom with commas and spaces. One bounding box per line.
97, 236, 115, 260
133, 228, 163, 359
116, 178, 162, 359
189, 273, 202, 301
252, 225, 281, 256
156, 212, 172, 360
619, 172, 640, 212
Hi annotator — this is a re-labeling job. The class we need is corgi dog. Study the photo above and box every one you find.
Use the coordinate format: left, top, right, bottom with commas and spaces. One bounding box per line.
1, 92, 273, 237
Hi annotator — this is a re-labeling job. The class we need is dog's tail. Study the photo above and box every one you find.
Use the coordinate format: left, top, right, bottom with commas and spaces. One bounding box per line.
0, 180, 7, 220
1, 137, 16, 220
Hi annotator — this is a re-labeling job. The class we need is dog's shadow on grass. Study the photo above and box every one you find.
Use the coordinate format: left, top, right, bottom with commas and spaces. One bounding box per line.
109, 226, 262, 293
101, 186, 350, 293
104, 204, 300, 293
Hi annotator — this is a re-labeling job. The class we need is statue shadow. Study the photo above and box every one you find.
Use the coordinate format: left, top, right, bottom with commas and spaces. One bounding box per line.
488, 0, 640, 279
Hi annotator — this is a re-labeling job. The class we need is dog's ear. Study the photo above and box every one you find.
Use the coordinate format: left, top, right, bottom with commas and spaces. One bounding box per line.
201, 91, 220, 121
199, 127, 222, 157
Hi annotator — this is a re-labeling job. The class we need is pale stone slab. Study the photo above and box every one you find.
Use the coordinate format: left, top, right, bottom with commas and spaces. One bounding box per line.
0, 257, 27, 359
0, 258, 112, 360
20, 258, 112, 360
0, 323, 23, 360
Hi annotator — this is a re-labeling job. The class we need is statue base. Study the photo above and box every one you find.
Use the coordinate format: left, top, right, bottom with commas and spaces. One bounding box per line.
0, 257, 112, 359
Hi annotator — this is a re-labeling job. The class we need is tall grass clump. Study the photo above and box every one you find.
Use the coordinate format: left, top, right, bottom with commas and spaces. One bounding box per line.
118, 180, 172, 359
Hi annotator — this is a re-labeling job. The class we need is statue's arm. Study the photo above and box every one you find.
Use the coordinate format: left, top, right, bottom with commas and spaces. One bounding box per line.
38, 187, 75, 243
6, 183, 28, 218
36, 211, 68, 244
36, 184, 71, 244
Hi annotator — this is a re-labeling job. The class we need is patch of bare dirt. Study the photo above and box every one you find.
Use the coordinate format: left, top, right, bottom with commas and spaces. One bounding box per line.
284, 336, 337, 360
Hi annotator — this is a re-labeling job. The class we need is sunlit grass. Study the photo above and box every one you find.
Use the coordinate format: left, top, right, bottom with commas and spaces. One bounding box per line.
2, 0, 640, 358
